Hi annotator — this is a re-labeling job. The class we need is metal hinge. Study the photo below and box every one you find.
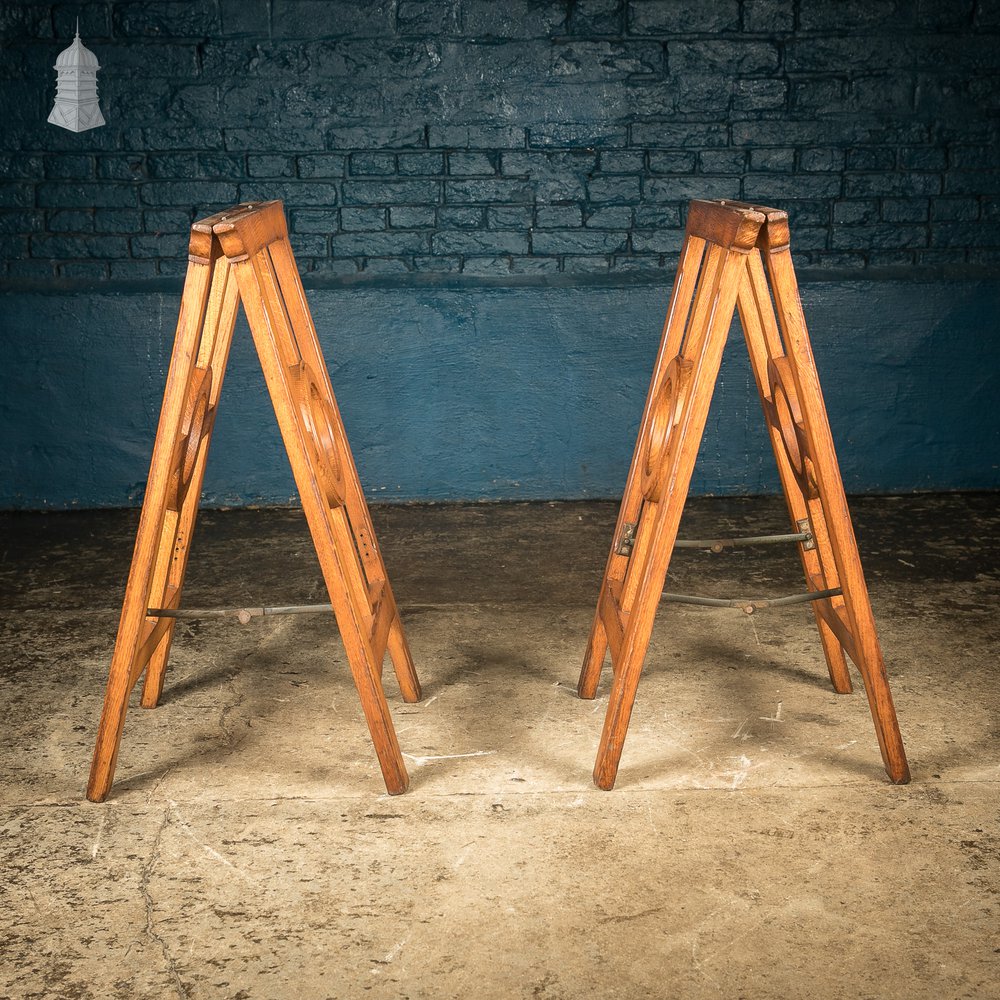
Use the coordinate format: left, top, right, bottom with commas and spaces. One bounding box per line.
615, 521, 637, 557
796, 517, 816, 550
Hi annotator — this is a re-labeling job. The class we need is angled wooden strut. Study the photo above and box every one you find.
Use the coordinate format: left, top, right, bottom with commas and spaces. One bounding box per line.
578, 199, 909, 790
87, 201, 422, 802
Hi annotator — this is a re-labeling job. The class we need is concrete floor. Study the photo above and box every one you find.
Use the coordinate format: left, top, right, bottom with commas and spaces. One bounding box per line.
1, 494, 998, 999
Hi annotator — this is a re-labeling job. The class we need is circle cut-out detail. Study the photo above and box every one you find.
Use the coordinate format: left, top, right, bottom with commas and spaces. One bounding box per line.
641, 355, 693, 502
767, 356, 818, 498
290, 363, 346, 508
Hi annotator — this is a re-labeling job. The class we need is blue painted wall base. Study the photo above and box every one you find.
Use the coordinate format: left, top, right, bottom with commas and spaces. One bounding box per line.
2, 278, 998, 509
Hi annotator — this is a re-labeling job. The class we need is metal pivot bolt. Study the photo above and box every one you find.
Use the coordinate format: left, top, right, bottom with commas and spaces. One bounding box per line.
615, 522, 637, 557
797, 517, 816, 550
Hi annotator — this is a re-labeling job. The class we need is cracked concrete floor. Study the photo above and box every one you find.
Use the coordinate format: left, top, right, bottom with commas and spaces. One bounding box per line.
1, 495, 998, 999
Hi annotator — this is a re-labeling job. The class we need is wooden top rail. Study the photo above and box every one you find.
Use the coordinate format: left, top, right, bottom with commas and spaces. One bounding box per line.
685, 200, 765, 253
717, 199, 791, 252
686, 199, 792, 254
188, 200, 287, 263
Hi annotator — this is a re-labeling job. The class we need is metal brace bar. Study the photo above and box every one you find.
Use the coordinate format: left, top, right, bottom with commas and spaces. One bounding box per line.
151, 583, 843, 624
662, 586, 842, 615
674, 530, 811, 552
150, 603, 333, 625
616, 521, 813, 557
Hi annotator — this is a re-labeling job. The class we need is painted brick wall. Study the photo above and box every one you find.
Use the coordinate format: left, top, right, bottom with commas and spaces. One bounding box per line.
2, 1, 999, 508
1, 0, 999, 284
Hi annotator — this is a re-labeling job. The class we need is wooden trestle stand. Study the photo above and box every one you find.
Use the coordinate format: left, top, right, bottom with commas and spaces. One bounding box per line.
87, 201, 422, 802
578, 199, 909, 790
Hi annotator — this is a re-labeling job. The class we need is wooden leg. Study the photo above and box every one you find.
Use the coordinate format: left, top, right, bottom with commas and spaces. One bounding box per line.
590, 236, 748, 788
737, 251, 855, 695
139, 612, 176, 708
87, 647, 142, 802
387, 614, 422, 703
87, 250, 220, 802
89, 527, 182, 798
762, 243, 909, 783
141, 261, 240, 709
222, 207, 416, 795
578, 617, 609, 699
139, 510, 189, 709
138, 435, 210, 711
592, 629, 653, 790
346, 651, 410, 794
852, 645, 909, 783
813, 612, 853, 694
577, 235, 709, 704
264, 225, 423, 719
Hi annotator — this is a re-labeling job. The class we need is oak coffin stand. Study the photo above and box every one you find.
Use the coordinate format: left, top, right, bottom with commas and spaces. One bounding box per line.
87, 201, 422, 802
578, 199, 909, 790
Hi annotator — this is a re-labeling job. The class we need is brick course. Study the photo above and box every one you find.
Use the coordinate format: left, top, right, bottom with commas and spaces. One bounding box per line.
1, 0, 998, 281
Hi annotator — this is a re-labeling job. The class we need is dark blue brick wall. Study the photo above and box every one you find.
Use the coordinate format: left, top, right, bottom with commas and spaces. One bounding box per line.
5, 280, 998, 508
1, 0, 998, 282
2, 1, 999, 508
